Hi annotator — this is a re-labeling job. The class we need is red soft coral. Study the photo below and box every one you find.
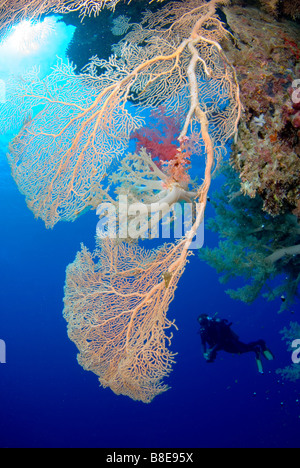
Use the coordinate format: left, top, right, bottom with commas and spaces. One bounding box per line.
130, 106, 181, 168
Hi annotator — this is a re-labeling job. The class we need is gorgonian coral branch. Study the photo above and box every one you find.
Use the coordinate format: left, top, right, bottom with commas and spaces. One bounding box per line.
4, 0, 240, 228
61, 0, 241, 402
0, 0, 138, 38
1, 0, 241, 402
97, 147, 197, 241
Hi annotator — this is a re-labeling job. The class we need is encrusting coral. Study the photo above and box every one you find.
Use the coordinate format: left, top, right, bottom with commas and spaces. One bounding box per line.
259, 0, 300, 20
222, 5, 300, 218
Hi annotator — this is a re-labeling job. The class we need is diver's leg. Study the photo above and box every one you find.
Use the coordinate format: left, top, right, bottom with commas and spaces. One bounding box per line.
226, 340, 264, 373
259, 340, 274, 360
221, 340, 265, 373
249, 340, 274, 361
244, 342, 264, 373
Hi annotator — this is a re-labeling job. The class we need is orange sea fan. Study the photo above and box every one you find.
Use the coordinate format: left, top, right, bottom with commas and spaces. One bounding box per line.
61, 0, 241, 402
4, 0, 240, 228
0, 0, 168, 40
0, 0, 124, 37
6, 61, 142, 228
63, 237, 191, 403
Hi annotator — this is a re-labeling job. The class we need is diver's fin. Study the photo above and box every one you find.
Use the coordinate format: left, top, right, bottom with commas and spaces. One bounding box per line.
263, 349, 274, 361
256, 356, 264, 374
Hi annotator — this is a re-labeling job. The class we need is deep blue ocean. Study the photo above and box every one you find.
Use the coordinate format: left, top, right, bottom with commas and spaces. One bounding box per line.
0, 5, 299, 449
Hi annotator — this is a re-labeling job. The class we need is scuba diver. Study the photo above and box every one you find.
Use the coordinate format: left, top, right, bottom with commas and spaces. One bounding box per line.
198, 314, 274, 374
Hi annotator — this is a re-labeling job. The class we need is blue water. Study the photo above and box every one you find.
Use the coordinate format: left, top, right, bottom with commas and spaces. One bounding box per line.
0, 8, 299, 449
0, 159, 299, 448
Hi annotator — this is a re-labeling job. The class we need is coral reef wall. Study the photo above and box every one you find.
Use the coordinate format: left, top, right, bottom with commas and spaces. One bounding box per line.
222, 5, 300, 217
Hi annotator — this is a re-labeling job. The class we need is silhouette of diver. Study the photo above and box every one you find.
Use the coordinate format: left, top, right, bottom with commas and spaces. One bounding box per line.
198, 314, 274, 374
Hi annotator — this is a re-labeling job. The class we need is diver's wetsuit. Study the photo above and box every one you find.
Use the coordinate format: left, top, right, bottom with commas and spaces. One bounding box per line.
198, 315, 273, 372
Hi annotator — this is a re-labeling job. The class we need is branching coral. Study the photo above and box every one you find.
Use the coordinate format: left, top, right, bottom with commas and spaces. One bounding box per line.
61, 0, 241, 401
2, 0, 298, 404
5, 60, 142, 227
66, 140, 209, 402
276, 322, 300, 382
1, 0, 241, 402
199, 165, 300, 312
64, 238, 188, 403
4, 0, 240, 228
111, 14, 132, 36
0, 0, 149, 38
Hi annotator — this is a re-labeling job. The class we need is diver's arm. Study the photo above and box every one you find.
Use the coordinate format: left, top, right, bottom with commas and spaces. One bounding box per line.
204, 344, 218, 362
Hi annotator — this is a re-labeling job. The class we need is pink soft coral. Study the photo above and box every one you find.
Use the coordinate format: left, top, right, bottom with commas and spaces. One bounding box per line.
130, 106, 181, 167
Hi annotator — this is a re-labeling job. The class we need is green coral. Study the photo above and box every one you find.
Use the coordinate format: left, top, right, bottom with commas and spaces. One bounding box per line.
276, 322, 300, 382
199, 164, 300, 312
